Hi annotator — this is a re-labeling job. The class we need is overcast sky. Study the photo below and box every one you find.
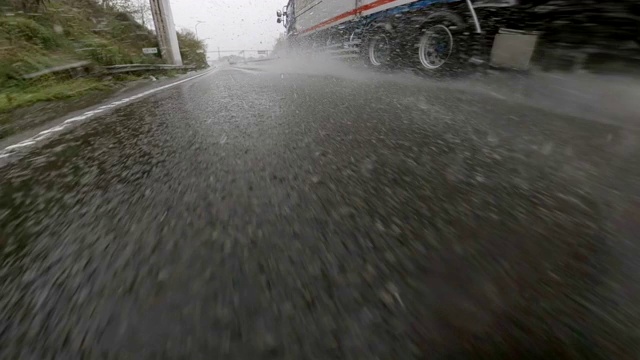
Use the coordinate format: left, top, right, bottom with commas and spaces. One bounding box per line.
169, 0, 286, 59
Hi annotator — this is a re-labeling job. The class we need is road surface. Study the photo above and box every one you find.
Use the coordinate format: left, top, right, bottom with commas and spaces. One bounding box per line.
1, 62, 639, 359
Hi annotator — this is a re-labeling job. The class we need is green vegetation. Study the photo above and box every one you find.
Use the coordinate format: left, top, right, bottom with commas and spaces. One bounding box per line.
177, 29, 207, 69
0, 0, 205, 117
1, 0, 160, 84
0, 78, 111, 112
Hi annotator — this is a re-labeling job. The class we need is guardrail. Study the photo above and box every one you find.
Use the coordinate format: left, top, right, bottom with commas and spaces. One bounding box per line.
244, 57, 278, 63
104, 64, 196, 74
21, 62, 197, 80
22, 61, 92, 80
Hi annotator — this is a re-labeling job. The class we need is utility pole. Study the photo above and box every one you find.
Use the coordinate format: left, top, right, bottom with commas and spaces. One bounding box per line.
218, 46, 221, 60
149, 0, 182, 65
195, 21, 205, 39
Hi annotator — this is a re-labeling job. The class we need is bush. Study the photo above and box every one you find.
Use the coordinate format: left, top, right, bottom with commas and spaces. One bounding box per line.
177, 30, 207, 68
0, 18, 60, 50
80, 39, 136, 65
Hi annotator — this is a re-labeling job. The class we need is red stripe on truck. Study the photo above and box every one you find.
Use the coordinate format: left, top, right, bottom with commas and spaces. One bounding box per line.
299, 0, 398, 34
358, 0, 398, 13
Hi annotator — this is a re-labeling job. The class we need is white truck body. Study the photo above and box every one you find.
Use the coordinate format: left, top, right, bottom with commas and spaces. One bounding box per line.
293, 0, 356, 34
292, 0, 470, 36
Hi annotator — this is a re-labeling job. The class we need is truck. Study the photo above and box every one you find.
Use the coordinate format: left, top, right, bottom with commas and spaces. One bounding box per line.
275, 0, 525, 73
276, 0, 640, 73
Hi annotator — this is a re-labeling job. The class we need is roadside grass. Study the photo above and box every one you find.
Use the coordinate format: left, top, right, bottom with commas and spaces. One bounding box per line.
0, 2, 159, 116
0, 1, 204, 140
0, 0, 205, 118
0, 70, 183, 116
0, 78, 114, 114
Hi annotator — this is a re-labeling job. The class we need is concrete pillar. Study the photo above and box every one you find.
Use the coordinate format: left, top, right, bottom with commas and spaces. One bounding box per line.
150, 0, 182, 65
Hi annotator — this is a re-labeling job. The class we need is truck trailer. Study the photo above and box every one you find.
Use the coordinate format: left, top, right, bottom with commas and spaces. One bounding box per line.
276, 0, 524, 72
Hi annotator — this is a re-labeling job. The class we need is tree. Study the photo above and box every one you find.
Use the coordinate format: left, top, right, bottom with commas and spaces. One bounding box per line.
176, 29, 207, 68
99, 0, 152, 29
134, 0, 152, 29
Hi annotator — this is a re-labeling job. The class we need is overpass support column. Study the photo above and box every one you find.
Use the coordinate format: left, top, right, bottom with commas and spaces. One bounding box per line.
150, 0, 182, 65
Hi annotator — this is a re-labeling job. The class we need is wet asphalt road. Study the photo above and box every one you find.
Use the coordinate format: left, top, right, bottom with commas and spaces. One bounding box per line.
1, 63, 640, 359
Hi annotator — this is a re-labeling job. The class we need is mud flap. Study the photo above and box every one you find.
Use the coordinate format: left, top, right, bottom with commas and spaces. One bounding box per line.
490, 29, 540, 70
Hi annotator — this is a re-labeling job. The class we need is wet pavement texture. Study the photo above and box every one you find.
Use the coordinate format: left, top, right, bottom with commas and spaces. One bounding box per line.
1, 65, 639, 359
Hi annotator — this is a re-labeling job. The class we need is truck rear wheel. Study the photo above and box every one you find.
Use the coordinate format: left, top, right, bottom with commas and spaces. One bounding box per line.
413, 15, 469, 75
418, 24, 454, 70
363, 32, 392, 68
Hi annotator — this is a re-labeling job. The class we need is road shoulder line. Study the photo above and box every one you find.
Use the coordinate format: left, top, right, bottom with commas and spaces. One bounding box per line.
0, 69, 217, 161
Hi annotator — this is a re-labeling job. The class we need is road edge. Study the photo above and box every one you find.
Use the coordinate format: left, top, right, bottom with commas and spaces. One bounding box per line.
0, 68, 217, 162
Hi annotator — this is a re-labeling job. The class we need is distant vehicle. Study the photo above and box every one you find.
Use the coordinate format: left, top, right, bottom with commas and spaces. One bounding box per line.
276, 0, 523, 72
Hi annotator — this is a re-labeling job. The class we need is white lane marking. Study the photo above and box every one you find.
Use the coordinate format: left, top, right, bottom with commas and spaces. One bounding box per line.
231, 67, 262, 75
0, 70, 213, 159
4, 141, 36, 151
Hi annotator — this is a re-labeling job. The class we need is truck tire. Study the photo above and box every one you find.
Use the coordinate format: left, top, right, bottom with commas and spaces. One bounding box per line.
413, 14, 469, 75
362, 30, 393, 69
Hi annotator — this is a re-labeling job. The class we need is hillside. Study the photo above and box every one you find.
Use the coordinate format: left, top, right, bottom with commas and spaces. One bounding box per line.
0, 0, 205, 124
0, 0, 161, 84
